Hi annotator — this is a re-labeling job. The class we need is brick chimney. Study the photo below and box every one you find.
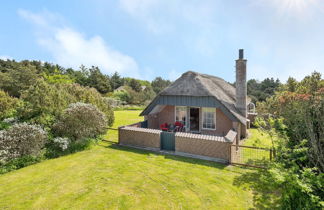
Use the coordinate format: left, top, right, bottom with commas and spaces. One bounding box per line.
235, 49, 247, 119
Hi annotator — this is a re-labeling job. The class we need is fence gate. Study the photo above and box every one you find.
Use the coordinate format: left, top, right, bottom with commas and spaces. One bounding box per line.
230, 145, 275, 168
160, 131, 175, 151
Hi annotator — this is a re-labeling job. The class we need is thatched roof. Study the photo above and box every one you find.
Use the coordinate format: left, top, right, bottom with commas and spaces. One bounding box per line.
142, 71, 249, 124
160, 71, 237, 103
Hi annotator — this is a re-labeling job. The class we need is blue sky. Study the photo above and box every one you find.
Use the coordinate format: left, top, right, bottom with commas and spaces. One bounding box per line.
0, 0, 323, 82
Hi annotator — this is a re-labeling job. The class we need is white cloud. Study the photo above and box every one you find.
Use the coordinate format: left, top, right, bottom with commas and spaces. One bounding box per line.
18, 9, 140, 77
259, 0, 324, 20
0, 55, 13, 60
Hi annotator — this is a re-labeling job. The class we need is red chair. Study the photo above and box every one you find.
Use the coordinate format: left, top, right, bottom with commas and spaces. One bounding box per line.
160, 123, 169, 131
174, 121, 184, 132
174, 121, 183, 127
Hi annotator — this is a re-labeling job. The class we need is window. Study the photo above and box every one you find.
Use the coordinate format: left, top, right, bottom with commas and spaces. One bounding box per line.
202, 108, 216, 130
175, 106, 187, 127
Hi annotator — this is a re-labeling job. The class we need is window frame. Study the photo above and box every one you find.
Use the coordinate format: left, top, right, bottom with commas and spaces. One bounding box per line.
202, 107, 216, 130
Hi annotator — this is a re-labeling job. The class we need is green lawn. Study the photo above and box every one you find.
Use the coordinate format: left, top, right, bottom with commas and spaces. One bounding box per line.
244, 128, 274, 148
0, 110, 257, 209
103, 110, 144, 143
236, 129, 275, 166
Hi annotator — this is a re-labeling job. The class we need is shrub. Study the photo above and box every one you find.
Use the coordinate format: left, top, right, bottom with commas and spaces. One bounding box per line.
0, 121, 10, 130
0, 123, 47, 163
0, 64, 39, 97
19, 82, 114, 127
45, 137, 94, 159
63, 84, 114, 126
0, 90, 20, 120
0, 155, 42, 174
53, 103, 107, 141
53, 137, 70, 151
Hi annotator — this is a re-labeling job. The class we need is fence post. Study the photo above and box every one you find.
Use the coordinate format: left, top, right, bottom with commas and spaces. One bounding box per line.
229, 144, 232, 164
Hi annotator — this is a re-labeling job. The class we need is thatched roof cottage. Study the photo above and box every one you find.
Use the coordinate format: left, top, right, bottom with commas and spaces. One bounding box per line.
140, 49, 250, 140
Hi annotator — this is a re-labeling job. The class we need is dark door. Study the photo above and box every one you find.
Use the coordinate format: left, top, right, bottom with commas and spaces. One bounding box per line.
160, 131, 175, 151
190, 107, 199, 132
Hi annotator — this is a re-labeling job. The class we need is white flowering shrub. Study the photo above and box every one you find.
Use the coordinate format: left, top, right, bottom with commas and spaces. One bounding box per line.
0, 123, 47, 163
2, 117, 17, 124
53, 137, 70, 151
53, 103, 107, 141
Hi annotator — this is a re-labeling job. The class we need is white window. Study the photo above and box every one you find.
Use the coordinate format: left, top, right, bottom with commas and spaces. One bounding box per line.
202, 108, 216, 130
175, 106, 187, 127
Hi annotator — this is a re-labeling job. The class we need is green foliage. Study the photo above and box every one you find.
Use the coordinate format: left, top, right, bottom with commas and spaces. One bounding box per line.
0, 63, 40, 97
0, 90, 20, 120
87, 66, 111, 94
112, 85, 155, 105
53, 103, 107, 141
286, 77, 297, 92
66, 65, 89, 86
255, 72, 324, 209
0, 121, 10, 130
18, 80, 69, 126
0, 155, 43, 174
110, 71, 124, 90
19, 81, 114, 127
63, 84, 114, 126
247, 78, 281, 103
128, 78, 142, 92
151, 76, 172, 94
45, 137, 95, 159
113, 89, 131, 102
44, 74, 74, 84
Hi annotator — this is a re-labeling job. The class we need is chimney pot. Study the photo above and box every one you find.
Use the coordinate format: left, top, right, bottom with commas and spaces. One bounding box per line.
239, 49, 244, 59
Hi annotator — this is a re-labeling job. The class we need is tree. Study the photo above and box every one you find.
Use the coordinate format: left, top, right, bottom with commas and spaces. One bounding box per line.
0, 64, 39, 97
247, 78, 281, 103
0, 90, 20, 120
286, 77, 297, 92
255, 72, 324, 208
151, 77, 171, 94
53, 103, 107, 141
129, 79, 142, 92
19, 81, 114, 127
110, 72, 124, 90
65, 66, 89, 86
87, 66, 111, 94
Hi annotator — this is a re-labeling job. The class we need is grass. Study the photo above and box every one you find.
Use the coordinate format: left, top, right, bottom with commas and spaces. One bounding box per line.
104, 110, 143, 143
244, 128, 274, 148
0, 110, 260, 209
236, 128, 275, 166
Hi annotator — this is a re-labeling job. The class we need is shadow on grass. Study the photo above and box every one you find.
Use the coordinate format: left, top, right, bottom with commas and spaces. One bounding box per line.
106, 143, 229, 170
232, 160, 281, 209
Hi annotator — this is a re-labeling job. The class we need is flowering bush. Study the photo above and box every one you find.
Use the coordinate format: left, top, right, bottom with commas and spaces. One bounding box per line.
0, 123, 47, 163
53, 103, 107, 141
2, 117, 17, 124
53, 137, 70, 151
